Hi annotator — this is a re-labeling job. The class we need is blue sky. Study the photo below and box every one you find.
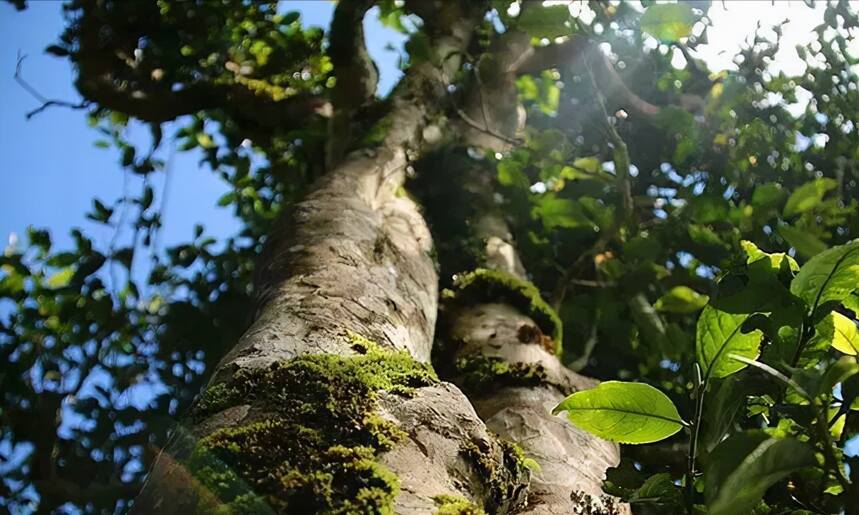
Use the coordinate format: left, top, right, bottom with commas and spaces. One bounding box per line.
0, 1, 405, 255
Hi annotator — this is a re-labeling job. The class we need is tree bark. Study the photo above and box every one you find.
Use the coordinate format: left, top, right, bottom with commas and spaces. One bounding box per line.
133, 6, 531, 514
420, 154, 627, 514
133, 4, 625, 514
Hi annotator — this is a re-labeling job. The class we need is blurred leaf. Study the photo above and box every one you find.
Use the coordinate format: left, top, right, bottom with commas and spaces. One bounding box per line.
517, 5, 572, 39
86, 199, 113, 225
47, 267, 74, 289
531, 195, 592, 229
195, 133, 215, 149
641, 3, 696, 42
629, 292, 667, 344
751, 183, 786, 208
654, 286, 709, 313
778, 224, 827, 259
497, 158, 530, 189
783, 178, 837, 218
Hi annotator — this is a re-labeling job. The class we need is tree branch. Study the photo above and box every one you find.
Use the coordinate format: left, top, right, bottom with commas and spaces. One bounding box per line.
14, 53, 90, 119
325, 0, 378, 168
515, 37, 661, 120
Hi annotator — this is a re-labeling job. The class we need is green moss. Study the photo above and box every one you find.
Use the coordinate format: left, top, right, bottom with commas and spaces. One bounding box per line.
432, 494, 486, 515
461, 438, 530, 513
444, 268, 563, 354
193, 381, 238, 416
455, 354, 547, 393
189, 336, 438, 514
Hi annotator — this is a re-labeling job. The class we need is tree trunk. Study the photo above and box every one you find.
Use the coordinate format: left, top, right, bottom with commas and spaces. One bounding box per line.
420, 153, 626, 514
133, 4, 624, 513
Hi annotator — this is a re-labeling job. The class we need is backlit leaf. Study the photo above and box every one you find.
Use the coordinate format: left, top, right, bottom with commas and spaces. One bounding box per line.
641, 4, 696, 42
811, 311, 859, 355
790, 239, 859, 313
696, 305, 762, 379
552, 381, 684, 444
47, 268, 75, 289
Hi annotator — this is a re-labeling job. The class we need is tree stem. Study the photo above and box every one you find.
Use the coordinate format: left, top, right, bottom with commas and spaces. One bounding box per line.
686, 374, 707, 514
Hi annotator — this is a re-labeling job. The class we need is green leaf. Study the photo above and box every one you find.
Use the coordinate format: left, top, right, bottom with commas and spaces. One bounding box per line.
641, 3, 697, 42
713, 242, 800, 315
751, 183, 786, 208
196, 133, 215, 149
629, 292, 666, 345
701, 375, 746, 453
0, 266, 26, 296
654, 286, 709, 313
45, 44, 69, 57
790, 239, 859, 313
552, 381, 684, 444
142, 187, 155, 210
121, 146, 135, 166
281, 10, 300, 25
46, 267, 75, 289
705, 432, 815, 515
531, 195, 592, 230
819, 356, 859, 395
217, 191, 237, 207
811, 311, 859, 355
87, 199, 114, 225
843, 292, 859, 316
783, 178, 837, 217
740, 240, 798, 272
516, 5, 572, 39
777, 224, 827, 259
497, 159, 529, 189
696, 306, 763, 379
628, 472, 682, 506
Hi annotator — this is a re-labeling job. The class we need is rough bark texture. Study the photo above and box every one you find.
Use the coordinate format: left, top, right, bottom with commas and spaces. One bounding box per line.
424, 157, 627, 514
134, 5, 532, 514
135, 3, 629, 513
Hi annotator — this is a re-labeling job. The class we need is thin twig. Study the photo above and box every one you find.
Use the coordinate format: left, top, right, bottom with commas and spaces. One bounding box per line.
14, 52, 89, 119
568, 278, 614, 288
455, 108, 523, 146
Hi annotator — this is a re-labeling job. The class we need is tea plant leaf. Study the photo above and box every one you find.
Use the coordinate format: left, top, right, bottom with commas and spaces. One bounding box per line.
696, 306, 763, 379
552, 381, 684, 444
790, 239, 859, 313
706, 432, 815, 515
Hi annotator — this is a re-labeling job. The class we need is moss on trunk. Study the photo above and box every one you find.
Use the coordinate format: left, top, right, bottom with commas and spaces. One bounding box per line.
443, 268, 562, 354
187, 336, 438, 513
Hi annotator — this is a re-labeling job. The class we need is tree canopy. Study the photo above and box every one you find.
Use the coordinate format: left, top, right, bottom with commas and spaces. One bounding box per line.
2, 0, 859, 513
